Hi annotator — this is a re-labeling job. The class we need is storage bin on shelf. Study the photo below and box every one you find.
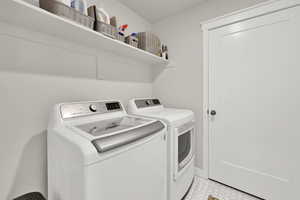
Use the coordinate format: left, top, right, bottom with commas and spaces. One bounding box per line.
137, 32, 161, 56
87, 5, 117, 39
39, 0, 94, 29
116, 33, 125, 42
94, 21, 117, 39
125, 35, 139, 48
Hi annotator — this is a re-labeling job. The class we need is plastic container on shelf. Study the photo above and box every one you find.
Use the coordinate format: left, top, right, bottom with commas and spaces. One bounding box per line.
70, 0, 87, 15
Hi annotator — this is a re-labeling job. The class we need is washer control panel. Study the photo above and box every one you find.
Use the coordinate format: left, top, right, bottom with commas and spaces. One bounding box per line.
135, 99, 161, 108
60, 101, 123, 119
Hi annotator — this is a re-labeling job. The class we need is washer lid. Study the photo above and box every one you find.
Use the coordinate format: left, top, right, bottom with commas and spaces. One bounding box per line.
135, 108, 194, 124
76, 116, 151, 138
91, 120, 165, 153
74, 116, 165, 153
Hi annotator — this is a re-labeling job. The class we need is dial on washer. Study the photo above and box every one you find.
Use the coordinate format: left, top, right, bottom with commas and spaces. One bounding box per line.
89, 104, 97, 112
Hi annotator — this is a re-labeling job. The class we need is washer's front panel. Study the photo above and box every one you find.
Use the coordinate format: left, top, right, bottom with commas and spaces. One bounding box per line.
60, 101, 123, 119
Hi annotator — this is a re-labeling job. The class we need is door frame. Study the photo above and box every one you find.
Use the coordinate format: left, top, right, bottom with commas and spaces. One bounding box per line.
200, 0, 300, 179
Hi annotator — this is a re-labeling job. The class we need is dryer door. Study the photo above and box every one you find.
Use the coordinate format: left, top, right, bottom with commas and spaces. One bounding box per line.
174, 121, 195, 180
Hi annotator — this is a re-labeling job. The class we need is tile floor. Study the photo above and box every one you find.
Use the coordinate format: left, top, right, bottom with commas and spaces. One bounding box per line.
185, 176, 260, 200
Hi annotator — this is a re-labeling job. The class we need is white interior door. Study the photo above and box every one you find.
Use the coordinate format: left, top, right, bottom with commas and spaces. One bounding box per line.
208, 5, 300, 200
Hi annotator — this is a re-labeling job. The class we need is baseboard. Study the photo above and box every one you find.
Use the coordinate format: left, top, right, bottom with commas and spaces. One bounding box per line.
195, 167, 208, 178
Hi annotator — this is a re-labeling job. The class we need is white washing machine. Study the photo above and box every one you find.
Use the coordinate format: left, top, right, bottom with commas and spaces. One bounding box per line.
127, 98, 195, 200
47, 100, 167, 200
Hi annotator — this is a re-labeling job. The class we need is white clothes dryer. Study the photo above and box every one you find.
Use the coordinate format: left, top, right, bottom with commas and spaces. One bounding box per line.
128, 98, 195, 200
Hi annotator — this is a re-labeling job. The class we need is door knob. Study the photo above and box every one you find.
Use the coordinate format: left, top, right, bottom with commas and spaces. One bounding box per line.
210, 110, 217, 116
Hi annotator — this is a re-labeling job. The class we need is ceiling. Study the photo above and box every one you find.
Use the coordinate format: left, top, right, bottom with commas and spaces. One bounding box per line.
117, 0, 208, 23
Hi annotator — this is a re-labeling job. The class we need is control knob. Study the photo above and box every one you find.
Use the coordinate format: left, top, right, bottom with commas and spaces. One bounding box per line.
89, 104, 97, 112
146, 100, 152, 105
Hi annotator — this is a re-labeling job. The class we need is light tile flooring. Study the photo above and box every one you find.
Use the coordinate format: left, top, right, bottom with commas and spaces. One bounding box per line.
185, 177, 260, 200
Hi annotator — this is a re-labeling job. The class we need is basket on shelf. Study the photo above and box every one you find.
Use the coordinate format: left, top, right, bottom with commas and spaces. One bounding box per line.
116, 33, 125, 42
125, 35, 139, 48
39, 0, 94, 29
137, 32, 161, 56
95, 21, 117, 39
88, 5, 117, 39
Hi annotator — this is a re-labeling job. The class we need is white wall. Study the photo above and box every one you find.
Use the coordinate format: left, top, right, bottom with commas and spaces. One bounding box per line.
152, 0, 268, 173
0, 1, 152, 199
94, 0, 152, 33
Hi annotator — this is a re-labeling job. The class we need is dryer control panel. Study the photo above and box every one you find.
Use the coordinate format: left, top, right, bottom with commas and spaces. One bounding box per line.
60, 101, 123, 119
135, 99, 161, 108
